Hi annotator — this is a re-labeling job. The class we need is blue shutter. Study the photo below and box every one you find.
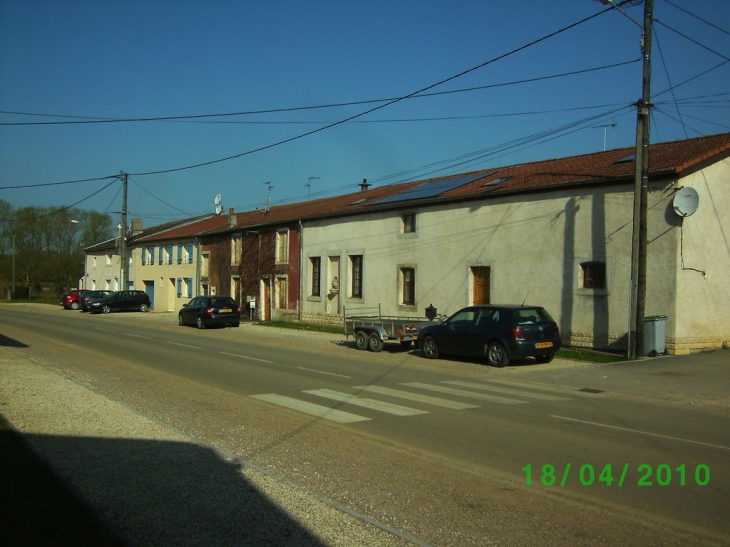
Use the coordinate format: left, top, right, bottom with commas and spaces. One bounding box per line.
158, 246, 163, 264
177, 278, 182, 297
150, 246, 155, 265
167, 244, 173, 264
187, 278, 193, 297
141, 247, 147, 265
188, 242, 194, 263
177, 243, 183, 264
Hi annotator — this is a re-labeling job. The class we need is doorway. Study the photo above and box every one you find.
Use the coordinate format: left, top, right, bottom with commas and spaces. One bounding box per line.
471, 266, 491, 305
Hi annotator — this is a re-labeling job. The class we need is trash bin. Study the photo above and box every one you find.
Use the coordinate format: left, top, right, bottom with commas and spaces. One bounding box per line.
643, 315, 668, 357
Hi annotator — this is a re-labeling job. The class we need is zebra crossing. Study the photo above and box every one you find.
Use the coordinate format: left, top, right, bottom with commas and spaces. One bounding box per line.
251, 379, 578, 424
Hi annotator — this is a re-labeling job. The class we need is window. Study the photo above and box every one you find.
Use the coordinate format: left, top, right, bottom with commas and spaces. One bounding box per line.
350, 255, 363, 298
403, 214, 416, 233
105, 253, 112, 265
310, 257, 321, 297
400, 267, 415, 305
581, 262, 606, 289
276, 230, 289, 263
231, 235, 242, 265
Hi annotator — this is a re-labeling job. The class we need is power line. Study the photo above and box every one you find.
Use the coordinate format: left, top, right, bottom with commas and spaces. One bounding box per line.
0, 58, 636, 127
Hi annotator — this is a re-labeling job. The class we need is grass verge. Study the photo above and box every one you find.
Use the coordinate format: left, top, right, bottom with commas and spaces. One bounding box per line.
0, 416, 128, 547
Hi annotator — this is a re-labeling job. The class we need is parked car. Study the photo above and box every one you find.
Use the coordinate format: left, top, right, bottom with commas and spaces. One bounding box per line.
418, 305, 561, 367
88, 290, 151, 314
178, 296, 241, 329
80, 290, 115, 312
61, 289, 90, 310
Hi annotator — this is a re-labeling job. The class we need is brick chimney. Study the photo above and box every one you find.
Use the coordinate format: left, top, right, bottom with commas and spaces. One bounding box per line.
228, 208, 237, 228
359, 178, 371, 192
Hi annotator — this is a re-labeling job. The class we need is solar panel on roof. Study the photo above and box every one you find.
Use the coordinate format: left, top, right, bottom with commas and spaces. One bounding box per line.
370, 174, 487, 205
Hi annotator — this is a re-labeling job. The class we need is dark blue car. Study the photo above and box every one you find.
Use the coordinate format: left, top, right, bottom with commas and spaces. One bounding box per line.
178, 296, 241, 329
418, 305, 561, 367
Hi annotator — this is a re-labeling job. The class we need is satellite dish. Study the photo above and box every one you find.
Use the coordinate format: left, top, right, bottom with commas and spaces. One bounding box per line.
214, 194, 222, 205
215, 205, 223, 216
673, 187, 699, 217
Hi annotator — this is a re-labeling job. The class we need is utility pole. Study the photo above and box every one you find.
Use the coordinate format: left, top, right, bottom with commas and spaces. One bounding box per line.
628, 0, 653, 359
120, 172, 128, 290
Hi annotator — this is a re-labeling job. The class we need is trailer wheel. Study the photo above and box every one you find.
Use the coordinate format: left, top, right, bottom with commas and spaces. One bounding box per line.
355, 331, 368, 350
368, 333, 384, 352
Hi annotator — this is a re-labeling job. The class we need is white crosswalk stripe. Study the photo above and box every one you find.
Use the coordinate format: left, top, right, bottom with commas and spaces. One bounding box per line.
444, 381, 569, 401
401, 382, 528, 405
304, 389, 428, 416
354, 385, 479, 409
251, 379, 576, 423
250, 393, 370, 423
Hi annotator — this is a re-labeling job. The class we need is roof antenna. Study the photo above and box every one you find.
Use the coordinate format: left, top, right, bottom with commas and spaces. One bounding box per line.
264, 182, 273, 214
521, 292, 529, 307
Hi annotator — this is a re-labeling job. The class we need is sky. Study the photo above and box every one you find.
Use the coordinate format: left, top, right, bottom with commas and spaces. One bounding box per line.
1, 0, 729, 227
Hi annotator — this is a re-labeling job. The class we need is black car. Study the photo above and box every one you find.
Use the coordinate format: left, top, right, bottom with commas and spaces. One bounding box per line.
88, 290, 151, 314
418, 305, 561, 367
178, 296, 241, 329
80, 290, 115, 312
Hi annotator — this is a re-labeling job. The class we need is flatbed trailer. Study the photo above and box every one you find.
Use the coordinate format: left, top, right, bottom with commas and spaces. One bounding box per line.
344, 305, 435, 352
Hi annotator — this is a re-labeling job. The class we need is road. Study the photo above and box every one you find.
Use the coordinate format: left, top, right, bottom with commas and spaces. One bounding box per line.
1, 304, 728, 546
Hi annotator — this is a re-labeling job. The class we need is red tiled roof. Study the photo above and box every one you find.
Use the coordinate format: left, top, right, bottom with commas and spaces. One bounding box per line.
131, 132, 730, 243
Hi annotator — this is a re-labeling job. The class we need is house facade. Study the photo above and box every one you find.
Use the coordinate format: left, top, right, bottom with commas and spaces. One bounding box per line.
299, 133, 730, 355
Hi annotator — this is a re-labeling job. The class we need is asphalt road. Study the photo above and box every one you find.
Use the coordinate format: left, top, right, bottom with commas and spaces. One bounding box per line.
1, 304, 728, 546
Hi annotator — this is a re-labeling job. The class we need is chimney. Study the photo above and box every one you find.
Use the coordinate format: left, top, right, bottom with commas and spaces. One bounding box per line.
130, 218, 144, 235
359, 178, 371, 192
228, 208, 237, 228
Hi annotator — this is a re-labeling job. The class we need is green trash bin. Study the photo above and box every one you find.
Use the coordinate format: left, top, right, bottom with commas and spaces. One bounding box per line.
643, 315, 667, 357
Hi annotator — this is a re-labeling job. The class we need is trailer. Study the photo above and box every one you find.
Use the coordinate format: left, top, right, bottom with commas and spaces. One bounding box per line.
344, 304, 436, 352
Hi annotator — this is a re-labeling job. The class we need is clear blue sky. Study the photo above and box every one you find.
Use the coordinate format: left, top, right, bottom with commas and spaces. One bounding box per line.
1, 0, 729, 226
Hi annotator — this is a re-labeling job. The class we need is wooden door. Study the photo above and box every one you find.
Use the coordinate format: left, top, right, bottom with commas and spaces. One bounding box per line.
472, 267, 490, 305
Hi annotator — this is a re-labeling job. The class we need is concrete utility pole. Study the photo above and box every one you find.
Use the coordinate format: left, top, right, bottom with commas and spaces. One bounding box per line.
120, 172, 129, 290
628, 0, 653, 359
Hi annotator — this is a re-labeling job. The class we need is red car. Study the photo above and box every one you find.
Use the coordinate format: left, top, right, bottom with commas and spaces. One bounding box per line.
60, 289, 89, 310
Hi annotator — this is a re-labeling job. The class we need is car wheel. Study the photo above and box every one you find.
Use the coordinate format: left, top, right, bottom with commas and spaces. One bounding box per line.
70, 302, 79, 310
178, 314, 185, 326
196, 316, 205, 329
101, 304, 111, 314
355, 331, 368, 351
486, 341, 509, 367
139, 303, 149, 312
535, 354, 554, 364
421, 336, 439, 359
367, 333, 384, 352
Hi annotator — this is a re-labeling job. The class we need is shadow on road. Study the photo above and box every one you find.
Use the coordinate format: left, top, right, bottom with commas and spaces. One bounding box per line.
21, 433, 328, 546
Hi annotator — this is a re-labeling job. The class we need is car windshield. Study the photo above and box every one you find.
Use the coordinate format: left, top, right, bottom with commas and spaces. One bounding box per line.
210, 297, 235, 308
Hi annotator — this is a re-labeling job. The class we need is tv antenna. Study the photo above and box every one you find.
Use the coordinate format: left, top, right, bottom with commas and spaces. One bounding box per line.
213, 193, 223, 215
264, 182, 273, 213
305, 176, 320, 198
592, 123, 617, 151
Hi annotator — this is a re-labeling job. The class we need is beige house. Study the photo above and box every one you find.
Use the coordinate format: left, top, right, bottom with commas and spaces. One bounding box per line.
300, 133, 730, 355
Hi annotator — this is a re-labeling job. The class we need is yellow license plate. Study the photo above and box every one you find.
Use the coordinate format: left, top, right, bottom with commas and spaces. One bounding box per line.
220, 308, 232, 313
536, 342, 553, 349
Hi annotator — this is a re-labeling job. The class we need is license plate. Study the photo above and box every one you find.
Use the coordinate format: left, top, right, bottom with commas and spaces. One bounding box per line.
535, 342, 553, 349
219, 308, 232, 313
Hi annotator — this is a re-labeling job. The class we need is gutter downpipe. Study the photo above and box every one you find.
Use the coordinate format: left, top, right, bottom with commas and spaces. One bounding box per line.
298, 220, 303, 321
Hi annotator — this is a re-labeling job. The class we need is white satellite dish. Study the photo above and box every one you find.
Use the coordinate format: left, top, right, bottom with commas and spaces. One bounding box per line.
215, 205, 223, 215
673, 187, 699, 217
214, 194, 222, 205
